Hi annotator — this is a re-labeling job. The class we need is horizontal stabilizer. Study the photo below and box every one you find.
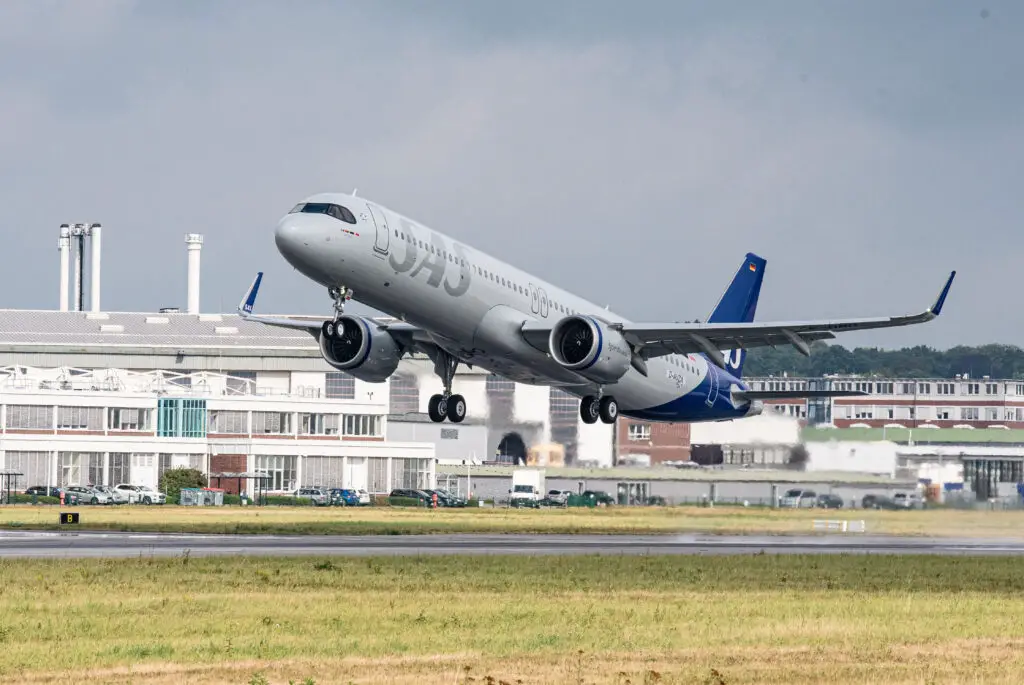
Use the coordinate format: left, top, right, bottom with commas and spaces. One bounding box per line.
733, 389, 868, 401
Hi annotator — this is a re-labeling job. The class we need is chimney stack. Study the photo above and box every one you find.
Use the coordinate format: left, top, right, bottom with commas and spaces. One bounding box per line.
186, 233, 203, 314
58, 225, 70, 311
89, 224, 102, 312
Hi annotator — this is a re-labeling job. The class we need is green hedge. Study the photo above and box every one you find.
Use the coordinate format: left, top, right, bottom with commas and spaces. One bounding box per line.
388, 496, 427, 507
3, 494, 60, 505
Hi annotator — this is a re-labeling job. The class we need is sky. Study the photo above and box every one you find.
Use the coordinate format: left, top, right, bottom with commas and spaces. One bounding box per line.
1, 0, 1021, 350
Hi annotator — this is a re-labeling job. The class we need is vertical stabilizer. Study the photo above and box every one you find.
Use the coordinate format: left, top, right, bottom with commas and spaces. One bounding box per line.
704, 253, 766, 377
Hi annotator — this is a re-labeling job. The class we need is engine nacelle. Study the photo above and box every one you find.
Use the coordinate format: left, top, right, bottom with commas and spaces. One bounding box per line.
548, 315, 631, 385
318, 315, 402, 383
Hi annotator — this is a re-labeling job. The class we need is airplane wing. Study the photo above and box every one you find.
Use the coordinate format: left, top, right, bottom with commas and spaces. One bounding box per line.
521, 271, 955, 368
235, 272, 434, 353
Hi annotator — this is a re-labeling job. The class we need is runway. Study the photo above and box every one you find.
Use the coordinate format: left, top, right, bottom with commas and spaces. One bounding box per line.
3, 530, 1024, 558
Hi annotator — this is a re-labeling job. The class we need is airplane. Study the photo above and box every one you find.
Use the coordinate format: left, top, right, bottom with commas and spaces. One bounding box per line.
238, 192, 956, 426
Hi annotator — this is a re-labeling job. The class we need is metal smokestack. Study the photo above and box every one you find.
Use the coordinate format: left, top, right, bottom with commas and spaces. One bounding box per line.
72, 231, 83, 311
186, 233, 203, 314
89, 223, 102, 312
58, 225, 70, 311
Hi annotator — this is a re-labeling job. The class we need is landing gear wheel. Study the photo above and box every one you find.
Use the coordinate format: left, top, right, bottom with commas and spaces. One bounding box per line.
599, 396, 618, 424
427, 394, 447, 423
580, 395, 600, 424
446, 394, 467, 423
321, 320, 339, 339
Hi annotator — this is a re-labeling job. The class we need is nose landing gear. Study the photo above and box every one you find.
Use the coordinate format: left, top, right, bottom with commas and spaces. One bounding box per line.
322, 286, 353, 339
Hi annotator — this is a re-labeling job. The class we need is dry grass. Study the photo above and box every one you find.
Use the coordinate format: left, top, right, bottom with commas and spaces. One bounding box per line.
2, 503, 1024, 538
1, 554, 1023, 684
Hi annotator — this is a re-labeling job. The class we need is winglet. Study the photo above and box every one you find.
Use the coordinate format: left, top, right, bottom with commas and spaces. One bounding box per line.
929, 271, 956, 316
238, 272, 264, 317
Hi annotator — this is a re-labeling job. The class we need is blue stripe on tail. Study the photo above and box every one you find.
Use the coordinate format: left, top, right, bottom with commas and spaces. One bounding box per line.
705, 253, 766, 378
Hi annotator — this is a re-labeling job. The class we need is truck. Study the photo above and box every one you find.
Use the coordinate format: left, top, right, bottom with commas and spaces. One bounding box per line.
508, 468, 545, 506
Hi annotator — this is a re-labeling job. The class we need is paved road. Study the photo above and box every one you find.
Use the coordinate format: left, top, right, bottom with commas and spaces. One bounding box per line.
3, 531, 1024, 558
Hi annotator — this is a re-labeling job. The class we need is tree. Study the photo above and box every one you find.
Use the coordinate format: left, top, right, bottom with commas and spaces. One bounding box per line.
159, 467, 207, 505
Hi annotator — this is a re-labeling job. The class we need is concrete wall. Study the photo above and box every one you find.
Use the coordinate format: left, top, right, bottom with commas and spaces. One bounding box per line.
441, 473, 913, 508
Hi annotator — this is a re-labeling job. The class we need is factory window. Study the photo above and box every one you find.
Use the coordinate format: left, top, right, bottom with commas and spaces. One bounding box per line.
986, 408, 999, 421
303, 456, 345, 489
4, 451, 49, 491
57, 406, 105, 431
368, 457, 388, 493
108, 453, 131, 486
294, 202, 357, 224
252, 411, 292, 435
108, 408, 152, 432
255, 455, 297, 492
986, 383, 999, 395
157, 398, 207, 438
389, 372, 420, 414
58, 452, 102, 488
300, 413, 339, 436
208, 410, 247, 434
5, 404, 53, 430
343, 414, 382, 437
961, 407, 979, 421
919, 383, 932, 395
627, 423, 651, 441
965, 383, 980, 395
325, 372, 356, 400
393, 458, 431, 490
226, 371, 257, 395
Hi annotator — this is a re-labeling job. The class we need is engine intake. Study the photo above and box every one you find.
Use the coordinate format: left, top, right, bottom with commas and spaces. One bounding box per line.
318, 315, 402, 383
548, 315, 631, 384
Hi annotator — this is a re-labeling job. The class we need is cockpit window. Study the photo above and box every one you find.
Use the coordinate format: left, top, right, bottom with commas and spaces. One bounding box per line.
289, 202, 357, 224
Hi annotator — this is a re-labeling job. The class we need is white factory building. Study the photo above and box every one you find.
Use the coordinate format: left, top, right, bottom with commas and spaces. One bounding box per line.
0, 228, 613, 496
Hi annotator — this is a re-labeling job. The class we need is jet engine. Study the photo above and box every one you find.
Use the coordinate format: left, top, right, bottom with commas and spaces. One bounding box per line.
318, 315, 402, 383
548, 315, 631, 384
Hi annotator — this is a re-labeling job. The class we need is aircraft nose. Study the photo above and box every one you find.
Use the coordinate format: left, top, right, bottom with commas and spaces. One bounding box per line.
274, 217, 307, 260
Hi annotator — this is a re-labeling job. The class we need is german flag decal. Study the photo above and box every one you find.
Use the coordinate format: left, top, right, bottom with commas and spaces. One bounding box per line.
748, 263, 757, 272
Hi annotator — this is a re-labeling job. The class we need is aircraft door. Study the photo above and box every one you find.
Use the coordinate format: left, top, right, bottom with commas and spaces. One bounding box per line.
705, 364, 720, 407
366, 203, 390, 257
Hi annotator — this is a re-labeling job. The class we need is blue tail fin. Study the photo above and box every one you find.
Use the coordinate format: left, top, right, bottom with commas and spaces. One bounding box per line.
705, 253, 766, 378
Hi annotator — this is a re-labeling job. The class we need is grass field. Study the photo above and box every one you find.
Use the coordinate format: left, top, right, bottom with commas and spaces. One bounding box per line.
3, 503, 1024, 538
1, 554, 1023, 684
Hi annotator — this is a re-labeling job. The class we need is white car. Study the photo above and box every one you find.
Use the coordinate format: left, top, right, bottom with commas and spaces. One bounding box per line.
356, 489, 371, 505
113, 484, 167, 505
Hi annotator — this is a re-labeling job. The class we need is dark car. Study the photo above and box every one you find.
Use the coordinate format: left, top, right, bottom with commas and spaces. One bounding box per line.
390, 488, 432, 505
25, 486, 61, 498
862, 494, 900, 510
427, 488, 467, 507
816, 494, 844, 509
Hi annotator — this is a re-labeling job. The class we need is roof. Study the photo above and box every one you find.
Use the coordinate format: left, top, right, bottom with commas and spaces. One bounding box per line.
802, 425, 1024, 445
0, 310, 318, 353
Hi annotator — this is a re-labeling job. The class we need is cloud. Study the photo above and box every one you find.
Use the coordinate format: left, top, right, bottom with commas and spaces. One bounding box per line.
0, 1, 1020, 350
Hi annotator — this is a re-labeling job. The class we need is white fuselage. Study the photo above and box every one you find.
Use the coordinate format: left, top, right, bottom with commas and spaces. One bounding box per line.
274, 193, 753, 422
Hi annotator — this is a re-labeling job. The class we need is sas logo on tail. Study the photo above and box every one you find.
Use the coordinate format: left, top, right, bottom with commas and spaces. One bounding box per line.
721, 349, 743, 371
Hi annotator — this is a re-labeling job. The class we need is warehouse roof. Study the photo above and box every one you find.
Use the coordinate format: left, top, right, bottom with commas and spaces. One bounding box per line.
0, 309, 319, 351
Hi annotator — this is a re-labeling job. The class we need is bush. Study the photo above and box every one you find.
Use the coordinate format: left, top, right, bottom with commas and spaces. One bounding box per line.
160, 468, 208, 505
4, 494, 60, 505
388, 496, 426, 508
264, 496, 315, 507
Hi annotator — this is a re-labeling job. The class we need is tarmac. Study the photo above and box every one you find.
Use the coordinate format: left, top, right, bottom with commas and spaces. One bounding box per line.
3, 531, 1024, 558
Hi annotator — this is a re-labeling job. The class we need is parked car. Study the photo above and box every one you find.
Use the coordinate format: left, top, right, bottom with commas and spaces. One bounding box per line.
291, 487, 329, 506
329, 488, 361, 506
546, 489, 573, 504
892, 492, 922, 509
93, 485, 126, 503
862, 494, 900, 510
113, 484, 166, 505
24, 485, 61, 498
354, 489, 371, 505
429, 488, 467, 507
781, 489, 817, 508
63, 485, 111, 505
816, 494, 844, 509
390, 488, 432, 505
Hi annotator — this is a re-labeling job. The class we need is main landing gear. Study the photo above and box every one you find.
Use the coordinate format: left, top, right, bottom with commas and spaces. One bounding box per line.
321, 285, 353, 339
427, 350, 466, 424
580, 393, 618, 425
